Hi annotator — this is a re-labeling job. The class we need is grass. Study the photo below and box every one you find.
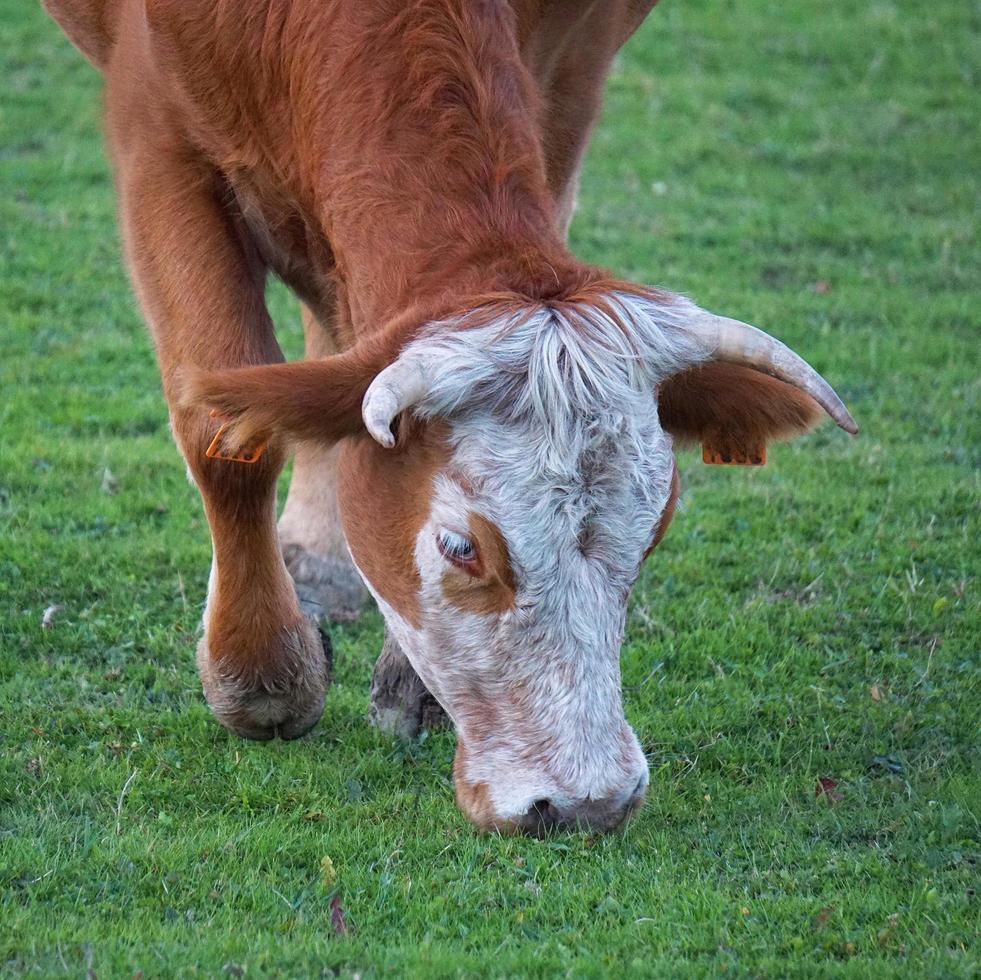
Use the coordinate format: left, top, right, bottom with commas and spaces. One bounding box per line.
1, 0, 978, 975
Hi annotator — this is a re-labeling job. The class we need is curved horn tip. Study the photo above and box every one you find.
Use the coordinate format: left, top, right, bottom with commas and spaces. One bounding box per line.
692, 312, 859, 437
362, 388, 399, 448
824, 395, 858, 435
814, 395, 858, 435
367, 421, 397, 448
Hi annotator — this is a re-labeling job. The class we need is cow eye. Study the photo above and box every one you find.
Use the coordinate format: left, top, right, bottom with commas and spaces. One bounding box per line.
437, 529, 478, 567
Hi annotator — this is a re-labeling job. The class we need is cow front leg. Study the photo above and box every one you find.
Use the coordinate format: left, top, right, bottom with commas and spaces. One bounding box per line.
369, 631, 448, 739
279, 305, 369, 623
192, 460, 331, 740
113, 136, 329, 740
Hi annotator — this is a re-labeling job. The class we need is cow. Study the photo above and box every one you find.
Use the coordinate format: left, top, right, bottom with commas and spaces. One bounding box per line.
43, 0, 856, 834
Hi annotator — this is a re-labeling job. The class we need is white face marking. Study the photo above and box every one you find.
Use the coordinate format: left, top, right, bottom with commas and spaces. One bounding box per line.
423, 418, 666, 821
359, 293, 702, 826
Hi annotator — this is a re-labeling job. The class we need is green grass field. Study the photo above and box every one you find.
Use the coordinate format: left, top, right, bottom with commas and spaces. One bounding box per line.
1, 0, 978, 975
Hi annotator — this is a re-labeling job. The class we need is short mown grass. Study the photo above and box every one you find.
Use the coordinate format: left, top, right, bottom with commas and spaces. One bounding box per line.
1, 0, 978, 975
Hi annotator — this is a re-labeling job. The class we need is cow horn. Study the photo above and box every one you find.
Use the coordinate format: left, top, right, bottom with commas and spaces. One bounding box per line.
687, 313, 858, 433
361, 353, 432, 447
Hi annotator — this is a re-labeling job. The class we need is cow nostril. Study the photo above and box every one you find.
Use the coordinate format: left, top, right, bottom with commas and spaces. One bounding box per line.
517, 783, 645, 835
526, 798, 560, 833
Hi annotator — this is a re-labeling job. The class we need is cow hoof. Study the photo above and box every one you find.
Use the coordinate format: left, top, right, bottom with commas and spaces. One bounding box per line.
371, 696, 449, 741
196, 619, 332, 740
369, 631, 448, 740
283, 544, 369, 623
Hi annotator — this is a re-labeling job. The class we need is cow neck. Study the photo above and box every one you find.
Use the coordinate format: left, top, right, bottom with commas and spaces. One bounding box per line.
305, 1, 588, 332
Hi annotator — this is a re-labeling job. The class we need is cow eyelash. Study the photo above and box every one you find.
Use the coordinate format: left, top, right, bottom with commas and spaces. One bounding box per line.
437, 529, 477, 565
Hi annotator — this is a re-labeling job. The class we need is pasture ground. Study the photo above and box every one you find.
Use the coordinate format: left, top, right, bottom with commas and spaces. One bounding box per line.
1, 0, 978, 975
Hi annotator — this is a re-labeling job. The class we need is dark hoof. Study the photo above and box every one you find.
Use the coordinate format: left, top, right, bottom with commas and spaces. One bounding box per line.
369, 632, 448, 740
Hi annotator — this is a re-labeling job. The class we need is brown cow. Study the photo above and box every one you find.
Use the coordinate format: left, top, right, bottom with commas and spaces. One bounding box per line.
44, 0, 855, 834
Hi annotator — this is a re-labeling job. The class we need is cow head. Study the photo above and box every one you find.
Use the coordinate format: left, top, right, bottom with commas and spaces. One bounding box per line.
185, 286, 855, 834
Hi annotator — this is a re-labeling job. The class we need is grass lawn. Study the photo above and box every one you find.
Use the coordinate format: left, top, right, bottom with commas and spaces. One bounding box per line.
1, 0, 978, 975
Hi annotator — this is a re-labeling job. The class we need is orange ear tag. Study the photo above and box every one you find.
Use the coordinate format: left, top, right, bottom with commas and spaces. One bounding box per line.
205, 409, 268, 464
702, 439, 766, 466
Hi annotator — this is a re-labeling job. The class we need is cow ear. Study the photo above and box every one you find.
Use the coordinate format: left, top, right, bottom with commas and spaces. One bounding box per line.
178, 324, 415, 460
179, 350, 381, 459
657, 362, 824, 466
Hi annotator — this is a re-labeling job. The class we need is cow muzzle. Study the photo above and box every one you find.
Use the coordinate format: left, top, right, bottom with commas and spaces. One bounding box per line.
453, 736, 649, 835
510, 777, 648, 835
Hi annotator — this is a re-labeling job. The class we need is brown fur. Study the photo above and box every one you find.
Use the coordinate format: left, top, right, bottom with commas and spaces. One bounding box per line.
453, 739, 502, 832
43, 0, 119, 67
659, 364, 823, 452
645, 460, 679, 559
178, 325, 410, 452
337, 422, 454, 628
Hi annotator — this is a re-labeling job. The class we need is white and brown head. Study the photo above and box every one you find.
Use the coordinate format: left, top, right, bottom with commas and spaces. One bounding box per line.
185, 285, 856, 834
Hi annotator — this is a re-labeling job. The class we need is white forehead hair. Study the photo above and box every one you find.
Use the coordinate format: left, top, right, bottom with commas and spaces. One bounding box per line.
406, 288, 699, 667
407, 289, 704, 478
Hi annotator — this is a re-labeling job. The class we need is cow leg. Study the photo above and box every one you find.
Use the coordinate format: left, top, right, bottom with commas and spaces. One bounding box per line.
369, 630, 447, 740
114, 140, 329, 740
278, 305, 369, 623
521, 0, 659, 237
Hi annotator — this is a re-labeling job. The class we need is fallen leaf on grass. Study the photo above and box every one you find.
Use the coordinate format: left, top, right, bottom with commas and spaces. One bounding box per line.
815, 777, 843, 802
101, 467, 119, 495
330, 894, 347, 935
813, 906, 834, 929
877, 926, 894, 946
869, 684, 882, 702
869, 755, 904, 775
41, 604, 64, 629
320, 855, 335, 889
